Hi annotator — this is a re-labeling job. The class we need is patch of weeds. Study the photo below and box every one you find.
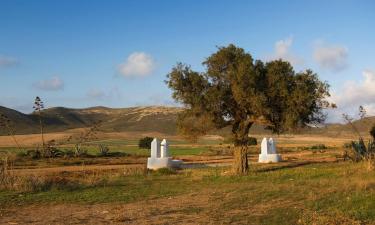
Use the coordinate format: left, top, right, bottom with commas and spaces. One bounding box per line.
151, 168, 177, 176
258, 207, 301, 225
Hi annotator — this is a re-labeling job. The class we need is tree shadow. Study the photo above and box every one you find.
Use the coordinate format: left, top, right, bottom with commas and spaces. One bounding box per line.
254, 160, 331, 173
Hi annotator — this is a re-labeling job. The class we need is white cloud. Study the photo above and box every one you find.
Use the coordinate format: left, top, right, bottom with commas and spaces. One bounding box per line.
313, 42, 348, 72
0, 55, 18, 68
33, 76, 64, 91
328, 70, 375, 122
87, 88, 106, 99
118, 52, 155, 77
86, 86, 123, 100
267, 36, 304, 66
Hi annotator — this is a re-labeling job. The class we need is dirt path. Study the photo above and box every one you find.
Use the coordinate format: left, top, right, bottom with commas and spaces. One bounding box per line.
8, 150, 337, 176
9, 156, 234, 176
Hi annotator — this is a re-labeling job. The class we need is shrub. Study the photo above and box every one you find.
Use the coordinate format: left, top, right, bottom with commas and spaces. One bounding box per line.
74, 144, 88, 157
16, 151, 28, 158
343, 142, 352, 149
0, 158, 16, 190
138, 137, 153, 149
247, 137, 257, 146
344, 138, 375, 168
310, 144, 327, 150
152, 167, 177, 175
64, 149, 75, 158
98, 144, 110, 156
26, 149, 41, 159
370, 125, 375, 140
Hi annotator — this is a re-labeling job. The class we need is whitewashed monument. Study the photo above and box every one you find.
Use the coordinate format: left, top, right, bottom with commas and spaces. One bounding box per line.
258, 137, 282, 163
147, 138, 183, 170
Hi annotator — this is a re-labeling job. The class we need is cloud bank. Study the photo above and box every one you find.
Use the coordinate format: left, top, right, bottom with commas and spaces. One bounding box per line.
33, 76, 64, 91
118, 52, 155, 77
86, 86, 122, 100
266, 36, 304, 66
313, 42, 348, 72
328, 70, 375, 122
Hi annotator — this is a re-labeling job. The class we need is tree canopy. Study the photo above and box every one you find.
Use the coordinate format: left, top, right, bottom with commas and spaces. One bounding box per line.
166, 44, 331, 174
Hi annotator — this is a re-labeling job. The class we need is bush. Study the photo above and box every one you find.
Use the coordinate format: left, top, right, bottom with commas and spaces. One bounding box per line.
98, 144, 110, 156
343, 142, 352, 149
247, 137, 257, 146
138, 137, 153, 149
310, 144, 327, 150
26, 150, 41, 159
370, 125, 375, 140
74, 144, 88, 157
64, 149, 75, 158
344, 138, 375, 163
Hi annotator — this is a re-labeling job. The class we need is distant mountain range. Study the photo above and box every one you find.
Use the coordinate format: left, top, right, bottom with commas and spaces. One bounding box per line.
0, 106, 182, 135
0, 105, 374, 137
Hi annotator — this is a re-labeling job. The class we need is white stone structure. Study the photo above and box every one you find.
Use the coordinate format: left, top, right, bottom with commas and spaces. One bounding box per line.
258, 137, 282, 163
147, 138, 183, 170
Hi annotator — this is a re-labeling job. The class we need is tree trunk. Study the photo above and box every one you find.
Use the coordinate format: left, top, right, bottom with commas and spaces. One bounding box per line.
38, 111, 45, 152
233, 145, 249, 175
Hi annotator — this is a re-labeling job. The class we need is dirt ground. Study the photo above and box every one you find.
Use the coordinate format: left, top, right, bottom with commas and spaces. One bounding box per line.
0, 131, 351, 224
0, 149, 342, 225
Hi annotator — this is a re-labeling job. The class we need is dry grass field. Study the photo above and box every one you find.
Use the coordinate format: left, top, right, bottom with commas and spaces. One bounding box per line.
0, 131, 374, 224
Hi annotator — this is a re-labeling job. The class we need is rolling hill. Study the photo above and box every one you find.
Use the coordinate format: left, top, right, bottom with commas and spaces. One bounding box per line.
0, 105, 374, 137
0, 106, 182, 135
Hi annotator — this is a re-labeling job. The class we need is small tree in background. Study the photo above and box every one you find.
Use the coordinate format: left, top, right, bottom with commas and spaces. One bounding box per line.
138, 137, 153, 149
33, 96, 45, 152
166, 44, 331, 174
0, 114, 23, 151
66, 120, 103, 157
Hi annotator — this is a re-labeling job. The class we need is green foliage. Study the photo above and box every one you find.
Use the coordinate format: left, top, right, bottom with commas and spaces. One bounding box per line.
344, 138, 375, 162
26, 149, 41, 159
64, 149, 75, 158
138, 136, 153, 149
176, 111, 215, 143
166, 44, 331, 144
310, 144, 327, 150
370, 124, 375, 140
74, 144, 88, 157
343, 142, 352, 149
343, 107, 375, 168
247, 137, 257, 146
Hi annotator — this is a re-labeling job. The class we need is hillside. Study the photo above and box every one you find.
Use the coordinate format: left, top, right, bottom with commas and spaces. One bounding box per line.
0, 105, 374, 137
0, 106, 183, 135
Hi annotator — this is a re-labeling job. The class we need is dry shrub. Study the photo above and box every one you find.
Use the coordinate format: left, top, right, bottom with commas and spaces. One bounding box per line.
123, 166, 147, 176
0, 157, 17, 190
1, 174, 81, 192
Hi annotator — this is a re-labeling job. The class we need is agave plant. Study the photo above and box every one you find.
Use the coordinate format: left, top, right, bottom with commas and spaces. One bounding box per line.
74, 144, 87, 157
347, 138, 375, 162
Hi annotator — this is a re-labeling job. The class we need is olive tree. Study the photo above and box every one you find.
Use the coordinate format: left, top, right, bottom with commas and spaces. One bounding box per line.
166, 44, 331, 174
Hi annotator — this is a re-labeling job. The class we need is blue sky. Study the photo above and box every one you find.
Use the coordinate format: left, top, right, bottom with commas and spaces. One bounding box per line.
0, 0, 374, 122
